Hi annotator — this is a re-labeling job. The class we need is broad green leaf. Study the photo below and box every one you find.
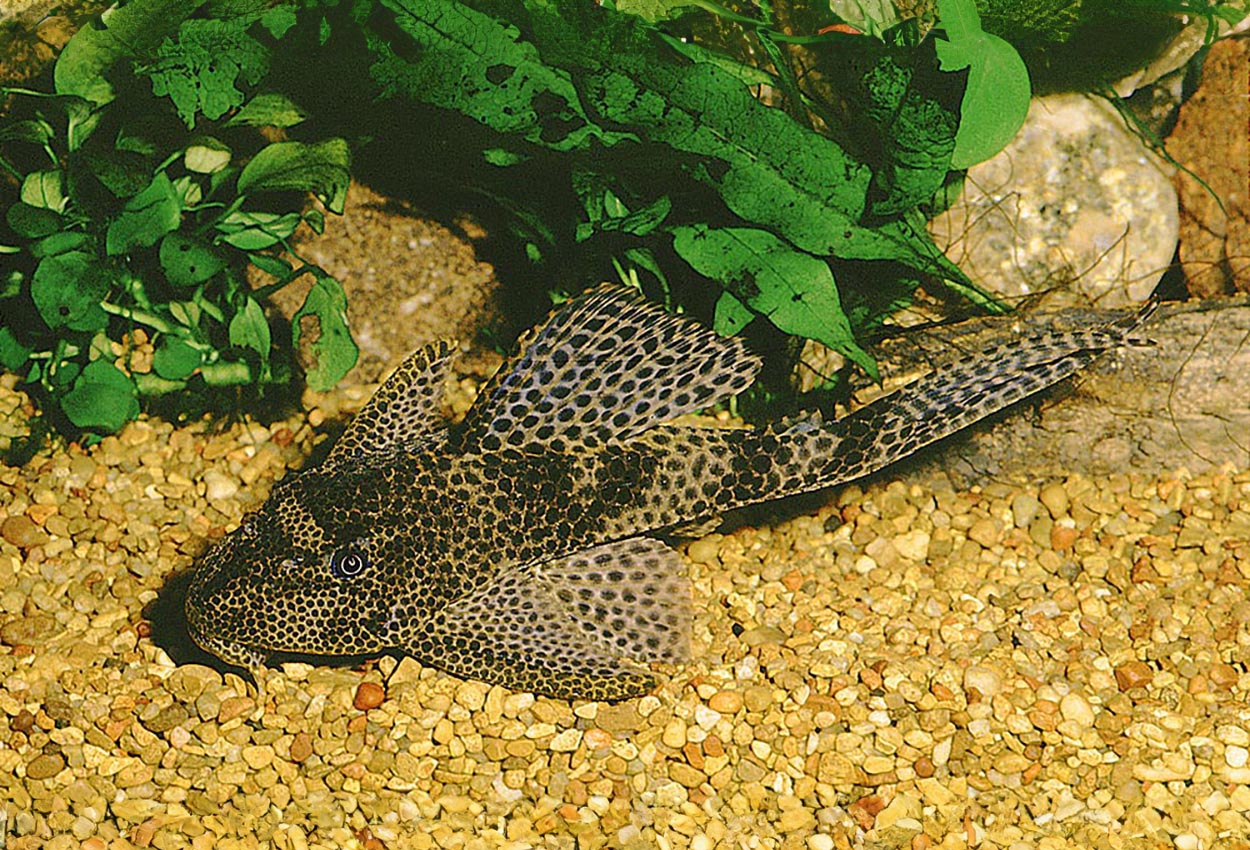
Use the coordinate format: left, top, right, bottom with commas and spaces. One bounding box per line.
936, 0, 1031, 169
55, 0, 207, 105
824, 39, 960, 216
712, 290, 755, 337
672, 225, 875, 375
613, 0, 700, 22
160, 233, 226, 287
153, 337, 202, 380
30, 251, 111, 329
225, 92, 308, 128
73, 148, 153, 198
302, 208, 325, 235
229, 297, 271, 357
259, 4, 298, 38
248, 253, 294, 279
60, 360, 140, 433
106, 173, 183, 256
293, 273, 358, 391
0, 119, 55, 147
237, 139, 351, 214
6, 203, 62, 239
215, 210, 301, 250
141, 19, 270, 127
828, 0, 900, 37
0, 328, 31, 372
29, 231, 91, 259
185, 139, 232, 173
368, 0, 634, 152
21, 171, 65, 211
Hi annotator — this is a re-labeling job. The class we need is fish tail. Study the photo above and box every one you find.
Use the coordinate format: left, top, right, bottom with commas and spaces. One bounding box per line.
791, 303, 1155, 489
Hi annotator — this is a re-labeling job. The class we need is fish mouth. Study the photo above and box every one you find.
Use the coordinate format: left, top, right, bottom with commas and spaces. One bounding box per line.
185, 596, 270, 674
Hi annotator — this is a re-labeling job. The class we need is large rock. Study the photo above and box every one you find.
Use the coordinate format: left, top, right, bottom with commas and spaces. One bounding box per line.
1167, 37, 1250, 297
930, 93, 1177, 308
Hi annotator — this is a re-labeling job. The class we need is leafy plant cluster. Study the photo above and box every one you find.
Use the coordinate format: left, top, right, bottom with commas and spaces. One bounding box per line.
341, 0, 1033, 390
1, 0, 357, 442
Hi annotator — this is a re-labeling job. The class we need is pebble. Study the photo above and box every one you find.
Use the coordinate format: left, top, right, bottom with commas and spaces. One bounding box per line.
708, 690, 744, 714
203, 469, 239, 501
963, 665, 1003, 699
1115, 661, 1155, 691
353, 682, 386, 710
1, 515, 49, 548
26, 753, 65, 780
1039, 483, 1070, 518
1059, 693, 1096, 728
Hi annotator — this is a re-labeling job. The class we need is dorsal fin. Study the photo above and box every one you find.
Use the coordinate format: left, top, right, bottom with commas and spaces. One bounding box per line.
456, 285, 760, 452
326, 341, 456, 463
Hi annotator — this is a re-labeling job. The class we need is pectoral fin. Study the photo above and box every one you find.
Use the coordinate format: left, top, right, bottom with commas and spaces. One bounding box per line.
408, 537, 691, 701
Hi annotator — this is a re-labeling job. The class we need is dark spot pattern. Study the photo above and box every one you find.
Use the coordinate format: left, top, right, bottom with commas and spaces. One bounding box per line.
186, 285, 1151, 702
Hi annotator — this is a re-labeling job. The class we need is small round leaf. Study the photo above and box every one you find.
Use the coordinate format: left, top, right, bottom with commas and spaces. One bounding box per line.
61, 359, 140, 433
160, 233, 226, 287
31, 251, 111, 329
153, 337, 201, 380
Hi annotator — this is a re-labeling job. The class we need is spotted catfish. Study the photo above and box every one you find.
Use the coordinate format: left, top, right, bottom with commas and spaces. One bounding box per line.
185, 286, 1150, 700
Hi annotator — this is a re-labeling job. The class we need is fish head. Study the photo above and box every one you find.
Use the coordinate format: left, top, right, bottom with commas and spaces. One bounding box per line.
185, 463, 398, 672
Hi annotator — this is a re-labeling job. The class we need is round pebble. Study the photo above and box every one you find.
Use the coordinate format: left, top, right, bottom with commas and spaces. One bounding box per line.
353, 682, 385, 710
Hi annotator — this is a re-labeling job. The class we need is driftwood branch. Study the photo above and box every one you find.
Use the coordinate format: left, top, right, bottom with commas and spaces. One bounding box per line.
867, 296, 1250, 481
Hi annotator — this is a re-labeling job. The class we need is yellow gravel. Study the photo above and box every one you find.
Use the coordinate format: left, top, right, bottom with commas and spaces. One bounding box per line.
2, 372, 1249, 850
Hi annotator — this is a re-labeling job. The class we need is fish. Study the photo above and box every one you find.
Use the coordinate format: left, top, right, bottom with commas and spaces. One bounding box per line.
185, 285, 1151, 701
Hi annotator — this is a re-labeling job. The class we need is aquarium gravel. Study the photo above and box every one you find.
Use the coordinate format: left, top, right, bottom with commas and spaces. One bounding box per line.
2, 372, 1249, 849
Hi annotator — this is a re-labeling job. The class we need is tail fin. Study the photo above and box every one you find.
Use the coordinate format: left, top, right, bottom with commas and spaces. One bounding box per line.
806, 302, 1155, 486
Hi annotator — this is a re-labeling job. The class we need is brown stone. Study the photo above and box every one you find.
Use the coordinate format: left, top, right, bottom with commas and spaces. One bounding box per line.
289, 732, 313, 763
1114, 661, 1154, 691
353, 682, 385, 711
1, 515, 49, 549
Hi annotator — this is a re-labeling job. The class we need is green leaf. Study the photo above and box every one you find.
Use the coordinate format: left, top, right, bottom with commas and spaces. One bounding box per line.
293, 273, 358, 391
828, 0, 900, 37
823, 39, 960, 216
6, 202, 62, 239
672, 225, 875, 376
0, 119, 55, 146
367, 1, 634, 152
936, 0, 1031, 169
106, 173, 183, 256
30, 251, 111, 330
185, 139, 232, 173
225, 92, 308, 128
215, 210, 301, 250
160, 233, 226, 287
259, 4, 298, 38
152, 336, 202, 380
0, 327, 31, 372
249, 253, 294, 279
712, 290, 755, 337
613, 0, 700, 22
60, 360, 140, 433
140, 19, 270, 127
168, 300, 203, 329
29, 231, 92, 259
21, 171, 65, 211
237, 139, 351, 214
229, 297, 271, 357
55, 0, 208, 105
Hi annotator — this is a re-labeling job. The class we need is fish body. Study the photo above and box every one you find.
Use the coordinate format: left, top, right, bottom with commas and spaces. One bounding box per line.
186, 286, 1150, 700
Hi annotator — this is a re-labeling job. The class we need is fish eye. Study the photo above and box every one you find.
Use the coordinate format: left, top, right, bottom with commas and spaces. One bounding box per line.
330, 546, 368, 579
